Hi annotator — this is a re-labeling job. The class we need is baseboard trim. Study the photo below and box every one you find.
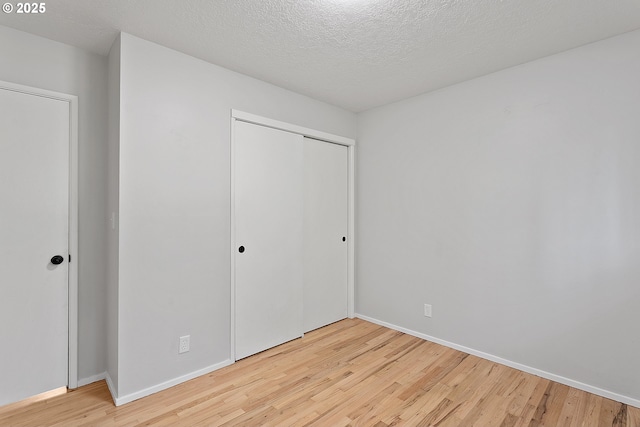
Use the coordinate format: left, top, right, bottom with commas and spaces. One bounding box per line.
111, 359, 234, 406
105, 371, 117, 404
355, 313, 640, 409
77, 372, 106, 388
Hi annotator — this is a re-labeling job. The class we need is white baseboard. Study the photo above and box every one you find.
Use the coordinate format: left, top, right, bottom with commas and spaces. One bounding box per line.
77, 372, 106, 388
110, 359, 234, 406
105, 371, 117, 404
355, 313, 640, 409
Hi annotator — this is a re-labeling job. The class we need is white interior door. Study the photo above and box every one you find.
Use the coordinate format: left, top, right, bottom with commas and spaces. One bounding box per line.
303, 138, 348, 332
0, 87, 69, 406
234, 121, 304, 360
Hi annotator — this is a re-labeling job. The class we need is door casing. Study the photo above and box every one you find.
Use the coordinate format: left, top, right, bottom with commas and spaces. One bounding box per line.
230, 109, 355, 362
0, 80, 79, 390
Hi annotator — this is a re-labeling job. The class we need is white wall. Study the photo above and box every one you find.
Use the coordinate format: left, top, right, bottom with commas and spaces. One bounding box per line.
357, 29, 640, 404
114, 33, 356, 399
106, 34, 121, 393
0, 25, 108, 383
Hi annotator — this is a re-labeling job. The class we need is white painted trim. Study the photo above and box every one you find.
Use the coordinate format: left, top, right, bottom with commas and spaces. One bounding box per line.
231, 110, 355, 147
67, 91, 79, 390
77, 372, 106, 387
229, 112, 236, 362
230, 110, 356, 358
0, 80, 79, 390
356, 313, 640, 409
347, 146, 355, 318
112, 359, 234, 406
105, 372, 117, 403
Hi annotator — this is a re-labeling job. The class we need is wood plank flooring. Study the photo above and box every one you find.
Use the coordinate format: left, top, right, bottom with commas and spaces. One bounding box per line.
1, 318, 638, 426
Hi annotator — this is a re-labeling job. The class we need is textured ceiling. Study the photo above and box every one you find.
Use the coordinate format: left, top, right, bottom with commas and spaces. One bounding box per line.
2, 0, 640, 112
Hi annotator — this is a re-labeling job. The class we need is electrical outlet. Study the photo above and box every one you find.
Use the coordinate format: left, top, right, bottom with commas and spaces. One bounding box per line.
179, 335, 190, 354
424, 304, 432, 318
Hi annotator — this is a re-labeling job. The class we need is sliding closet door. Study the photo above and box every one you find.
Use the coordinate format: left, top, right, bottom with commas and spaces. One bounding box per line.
303, 138, 348, 332
234, 121, 304, 360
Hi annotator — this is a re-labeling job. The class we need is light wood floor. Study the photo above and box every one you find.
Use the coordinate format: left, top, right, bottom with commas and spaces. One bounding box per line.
1, 318, 638, 426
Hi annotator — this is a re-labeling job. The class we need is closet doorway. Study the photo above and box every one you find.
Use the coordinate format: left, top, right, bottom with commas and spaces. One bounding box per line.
231, 111, 355, 361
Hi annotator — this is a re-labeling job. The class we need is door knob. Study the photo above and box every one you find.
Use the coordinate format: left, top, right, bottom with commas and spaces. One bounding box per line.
238, 246, 245, 253
51, 255, 64, 265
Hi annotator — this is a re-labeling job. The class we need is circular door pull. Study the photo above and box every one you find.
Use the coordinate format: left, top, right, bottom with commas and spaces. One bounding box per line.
238, 246, 245, 253
51, 255, 64, 265
342, 237, 346, 242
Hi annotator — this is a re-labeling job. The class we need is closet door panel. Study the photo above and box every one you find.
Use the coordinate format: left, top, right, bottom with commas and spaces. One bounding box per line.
303, 138, 348, 332
235, 121, 304, 360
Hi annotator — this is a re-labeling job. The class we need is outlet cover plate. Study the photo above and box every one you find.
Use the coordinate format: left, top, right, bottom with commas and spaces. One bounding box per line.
179, 335, 190, 354
424, 304, 432, 318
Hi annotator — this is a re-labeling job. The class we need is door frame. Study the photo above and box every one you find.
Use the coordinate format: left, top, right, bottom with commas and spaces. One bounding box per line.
0, 80, 79, 389
230, 109, 355, 361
